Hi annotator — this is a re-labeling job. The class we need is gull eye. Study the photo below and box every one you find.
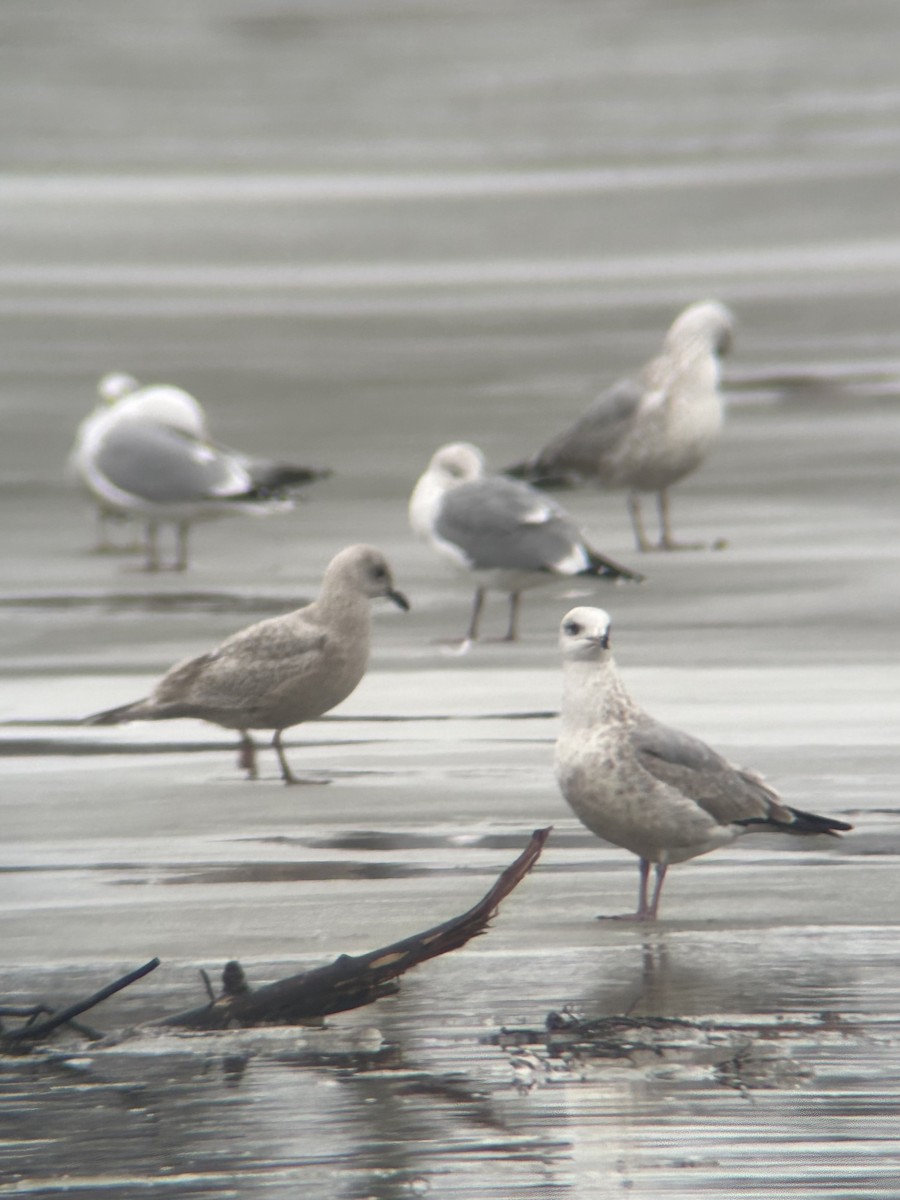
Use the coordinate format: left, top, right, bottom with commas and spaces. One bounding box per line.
371, 564, 387, 580
563, 620, 582, 636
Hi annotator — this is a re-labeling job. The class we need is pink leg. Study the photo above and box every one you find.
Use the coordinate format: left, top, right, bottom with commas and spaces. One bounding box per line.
596, 858, 665, 922
238, 731, 258, 781
647, 862, 668, 919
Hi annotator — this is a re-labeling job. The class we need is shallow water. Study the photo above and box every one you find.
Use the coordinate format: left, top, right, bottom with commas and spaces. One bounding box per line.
2, 0, 900, 1195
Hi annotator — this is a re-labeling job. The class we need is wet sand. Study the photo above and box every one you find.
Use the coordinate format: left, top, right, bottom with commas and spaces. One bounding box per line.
3, 0, 900, 1195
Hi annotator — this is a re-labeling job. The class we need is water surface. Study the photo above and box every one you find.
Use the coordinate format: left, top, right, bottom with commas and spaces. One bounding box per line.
2, 1, 900, 1195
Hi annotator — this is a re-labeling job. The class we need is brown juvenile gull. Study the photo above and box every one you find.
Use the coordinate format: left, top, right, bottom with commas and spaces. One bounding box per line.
408, 442, 642, 646
87, 545, 410, 784
508, 300, 735, 552
68, 372, 330, 570
555, 606, 852, 919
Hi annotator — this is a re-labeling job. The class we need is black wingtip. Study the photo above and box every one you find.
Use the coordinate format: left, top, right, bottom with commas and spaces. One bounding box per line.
581, 552, 645, 585
502, 460, 578, 490
788, 807, 854, 835
503, 459, 530, 480
737, 806, 853, 837
249, 464, 333, 494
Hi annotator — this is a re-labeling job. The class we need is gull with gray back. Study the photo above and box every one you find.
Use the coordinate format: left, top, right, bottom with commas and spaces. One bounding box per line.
69, 372, 331, 570
508, 300, 735, 552
409, 442, 642, 646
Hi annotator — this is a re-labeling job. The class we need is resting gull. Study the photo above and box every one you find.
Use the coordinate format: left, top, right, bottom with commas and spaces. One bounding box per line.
508, 300, 735, 552
69, 372, 330, 569
87, 544, 410, 783
409, 442, 642, 645
555, 606, 852, 919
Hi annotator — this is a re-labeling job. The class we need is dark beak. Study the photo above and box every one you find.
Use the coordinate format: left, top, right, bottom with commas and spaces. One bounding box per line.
716, 324, 734, 358
387, 589, 410, 612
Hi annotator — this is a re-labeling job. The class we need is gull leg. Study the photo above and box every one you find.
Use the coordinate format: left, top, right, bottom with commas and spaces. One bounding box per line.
435, 588, 486, 653
444, 586, 487, 653
627, 491, 653, 552
466, 587, 486, 641
657, 489, 705, 551
501, 591, 522, 642
597, 858, 660, 921
174, 521, 190, 572
238, 731, 258, 781
271, 729, 328, 785
272, 729, 298, 784
637, 857, 652, 915
143, 521, 161, 572
647, 862, 668, 919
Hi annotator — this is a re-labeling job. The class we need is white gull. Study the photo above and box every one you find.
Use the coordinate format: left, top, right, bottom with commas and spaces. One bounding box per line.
409, 442, 641, 645
69, 372, 330, 570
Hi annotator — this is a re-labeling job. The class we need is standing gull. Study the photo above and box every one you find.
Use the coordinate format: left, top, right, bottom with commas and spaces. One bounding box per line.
555, 607, 851, 919
68, 372, 330, 570
87, 545, 410, 784
409, 442, 641, 646
508, 300, 735, 552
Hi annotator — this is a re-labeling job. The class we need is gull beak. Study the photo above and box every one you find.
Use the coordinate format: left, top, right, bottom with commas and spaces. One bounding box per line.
716, 324, 734, 358
387, 589, 411, 612
586, 632, 610, 649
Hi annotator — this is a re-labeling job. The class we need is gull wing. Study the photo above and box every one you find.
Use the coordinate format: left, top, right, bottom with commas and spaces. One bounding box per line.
529, 377, 647, 479
435, 476, 584, 572
151, 618, 329, 719
630, 716, 790, 826
94, 420, 253, 504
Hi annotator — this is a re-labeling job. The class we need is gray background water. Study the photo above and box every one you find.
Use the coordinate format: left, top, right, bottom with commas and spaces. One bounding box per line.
2, 0, 900, 1195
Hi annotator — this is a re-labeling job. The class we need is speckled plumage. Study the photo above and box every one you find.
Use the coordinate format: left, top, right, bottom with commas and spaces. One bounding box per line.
555, 606, 852, 918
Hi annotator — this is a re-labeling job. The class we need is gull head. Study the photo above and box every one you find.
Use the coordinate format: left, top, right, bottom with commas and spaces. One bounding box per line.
117, 384, 209, 439
329, 544, 410, 611
97, 372, 141, 405
427, 442, 486, 488
559, 606, 612, 661
665, 300, 735, 359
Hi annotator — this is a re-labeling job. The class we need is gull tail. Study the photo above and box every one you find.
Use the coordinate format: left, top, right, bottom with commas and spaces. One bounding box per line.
579, 548, 645, 584
85, 699, 151, 726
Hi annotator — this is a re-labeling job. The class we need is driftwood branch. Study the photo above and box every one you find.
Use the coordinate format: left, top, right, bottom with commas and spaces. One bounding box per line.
162, 826, 551, 1030
1, 958, 160, 1050
1, 828, 550, 1048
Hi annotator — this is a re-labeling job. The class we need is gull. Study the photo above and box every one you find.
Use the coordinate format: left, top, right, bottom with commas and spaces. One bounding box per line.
68, 372, 331, 569
409, 442, 642, 646
555, 606, 852, 919
68, 372, 199, 553
87, 545, 410, 784
508, 300, 735, 552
